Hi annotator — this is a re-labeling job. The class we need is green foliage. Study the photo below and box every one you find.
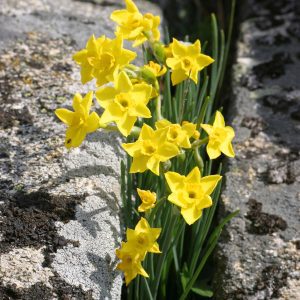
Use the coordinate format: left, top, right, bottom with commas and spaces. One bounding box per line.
121, 1, 237, 298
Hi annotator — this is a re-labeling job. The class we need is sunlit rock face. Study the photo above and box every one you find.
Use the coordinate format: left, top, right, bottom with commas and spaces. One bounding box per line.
0, 0, 162, 299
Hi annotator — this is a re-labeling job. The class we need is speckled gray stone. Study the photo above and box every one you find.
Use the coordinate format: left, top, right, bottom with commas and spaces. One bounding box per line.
214, 0, 300, 299
0, 0, 163, 299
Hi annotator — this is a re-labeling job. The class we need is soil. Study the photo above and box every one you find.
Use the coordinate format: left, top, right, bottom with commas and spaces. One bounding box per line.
0, 276, 93, 300
246, 199, 287, 235
0, 190, 84, 254
0, 190, 92, 299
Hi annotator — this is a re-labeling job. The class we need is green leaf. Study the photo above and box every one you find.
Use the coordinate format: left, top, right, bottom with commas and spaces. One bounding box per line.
192, 287, 213, 298
180, 263, 190, 290
180, 210, 239, 300
191, 280, 213, 297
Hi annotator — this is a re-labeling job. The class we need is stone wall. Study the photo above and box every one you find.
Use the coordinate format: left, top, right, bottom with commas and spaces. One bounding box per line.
0, 0, 162, 299
214, 0, 300, 299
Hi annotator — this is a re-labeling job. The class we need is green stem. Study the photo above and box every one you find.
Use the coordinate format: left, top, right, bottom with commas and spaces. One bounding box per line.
152, 211, 177, 299
193, 148, 204, 171
179, 234, 219, 300
154, 81, 163, 120
155, 95, 162, 120
143, 277, 154, 300
191, 137, 208, 148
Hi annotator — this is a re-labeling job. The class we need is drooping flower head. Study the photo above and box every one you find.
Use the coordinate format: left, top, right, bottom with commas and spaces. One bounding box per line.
55, 92, 100, 148
143, 61, 166, 78
165, 167, 222, 225
137, 188, 157, 212
73, 35, 136, 86
155, 119, 197, 149
201, 111, 235, 159
111, 0, 160, 47
166, 38, 214, 85
122, 124, 179, 175
116, 242, 148, 286
96, 71, 152, 136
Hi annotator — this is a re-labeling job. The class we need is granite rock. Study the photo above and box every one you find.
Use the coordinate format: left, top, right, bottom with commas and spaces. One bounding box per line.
214, 0, 300, 299
0, 0, 162, 299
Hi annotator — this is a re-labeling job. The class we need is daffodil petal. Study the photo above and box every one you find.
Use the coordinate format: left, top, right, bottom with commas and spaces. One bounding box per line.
171, 69, 188, 85
86, 112, 100, 133
206, 142, 222, 159
168, 192, 185, 207
117, 114, 136, 136
80, 64, 93, 84
131, 103, 151, 118
172, 38, 187, 56
155, 119, 171, 129
157, 142, 179, 162
187, 40, 201, 56
166, 57, 181, 69
165, 172, 185, 192
82, 91, 93, 113
122, 141, 142, 157
130, 155, 148, 173
95, 87, 118, 104
196, 54, 214, 70
116, 71, 132, 92
198, 194, 213, 209
147, 156, 160, 175
65, 126, 86, 148
140, 124, 154, 140
186, 167, 201, 183
201, 124, 213, 135
149, 242, 161, 253
213, 111, 225, 128
225, 126, 235, 139
200, 175, 222, 195
125, 0, 139, 12
72, 49, 88, 64
72, 93, 83, 112
55, 108, 74, 126
181, 206, 202, 225
220, 141, 235, 157
101, 106, 119, 123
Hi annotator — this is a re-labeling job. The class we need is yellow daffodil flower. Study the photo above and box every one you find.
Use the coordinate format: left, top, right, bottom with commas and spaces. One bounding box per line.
144, 61, 166, 77
55, 92, 100, 148
73, 35, 136, 86
155, 119, 196, 148
126, 217, 161, 257
116, 242, 148, 286
166, 38, 214, 85
182, 121, 200, 139
137, 188, 157, 212
96, 71, 152, 136
165, 167, 222, 225
122, 124, 179, 175
111, 0, 160, 47
201, 111, 235, 159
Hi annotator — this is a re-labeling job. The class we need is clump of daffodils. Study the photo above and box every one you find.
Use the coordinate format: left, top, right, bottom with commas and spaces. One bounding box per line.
55, 0, 236, 294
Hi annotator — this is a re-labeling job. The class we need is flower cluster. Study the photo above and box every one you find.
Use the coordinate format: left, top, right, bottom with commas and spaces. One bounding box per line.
116, 218, 161, 285
54, 0, 236, 287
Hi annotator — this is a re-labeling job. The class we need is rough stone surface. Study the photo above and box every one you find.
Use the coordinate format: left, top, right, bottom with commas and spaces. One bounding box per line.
0, 247, 54, 289
0, 0, 162, 299
214, 0, 300, 299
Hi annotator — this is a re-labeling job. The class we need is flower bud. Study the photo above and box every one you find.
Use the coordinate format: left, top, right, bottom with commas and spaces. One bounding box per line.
140, 67, 157, 85
161, 160, 172, 172
177, 150, 186, 163
153, 41, 166, 64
